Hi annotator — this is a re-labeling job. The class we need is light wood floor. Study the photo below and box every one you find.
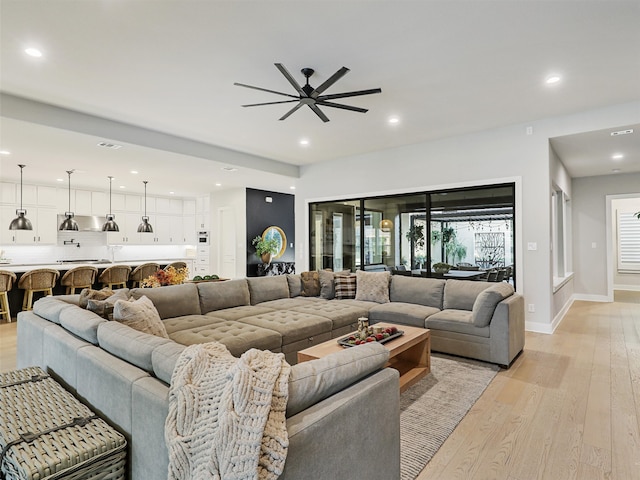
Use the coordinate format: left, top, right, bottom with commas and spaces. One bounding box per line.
1, 292, 639, 479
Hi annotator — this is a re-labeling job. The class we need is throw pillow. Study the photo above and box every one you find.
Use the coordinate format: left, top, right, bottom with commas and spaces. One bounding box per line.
300, 271, 320, 297
86, 289, 129, 318
355, 271, 391, 303
79, 287, 114, 309
113, 295, 169, 338
334, 274, 357, 300
471, 283, 515, 327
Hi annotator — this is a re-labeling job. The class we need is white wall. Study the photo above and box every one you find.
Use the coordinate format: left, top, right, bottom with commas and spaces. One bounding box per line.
572, 172, 640, 299
210, 188, 246, 279
295, 101, 640, 333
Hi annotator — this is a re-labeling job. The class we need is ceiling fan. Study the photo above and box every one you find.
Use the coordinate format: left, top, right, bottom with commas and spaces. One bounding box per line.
234, 63, 382, 122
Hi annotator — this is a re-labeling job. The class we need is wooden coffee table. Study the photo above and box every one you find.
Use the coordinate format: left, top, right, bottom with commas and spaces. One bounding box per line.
297, 322, 430, 393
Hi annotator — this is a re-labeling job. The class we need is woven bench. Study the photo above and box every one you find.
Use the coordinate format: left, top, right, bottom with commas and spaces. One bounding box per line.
0, 367, 126, 480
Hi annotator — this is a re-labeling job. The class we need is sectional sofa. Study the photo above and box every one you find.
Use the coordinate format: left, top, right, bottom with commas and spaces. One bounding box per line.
16, 272, 524, 479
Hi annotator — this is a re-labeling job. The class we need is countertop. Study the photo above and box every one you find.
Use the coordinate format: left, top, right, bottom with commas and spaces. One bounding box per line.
0, 258, 194, 274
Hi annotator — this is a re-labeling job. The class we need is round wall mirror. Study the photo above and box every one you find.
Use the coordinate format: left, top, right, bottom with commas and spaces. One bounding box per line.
263, 226, 287, 259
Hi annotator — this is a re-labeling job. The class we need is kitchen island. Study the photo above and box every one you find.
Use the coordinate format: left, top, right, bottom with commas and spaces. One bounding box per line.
0, 259, 194, 320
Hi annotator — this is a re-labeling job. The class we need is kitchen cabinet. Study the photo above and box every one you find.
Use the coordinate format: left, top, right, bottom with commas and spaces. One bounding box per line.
125, 195, 141, 212
0, 183, 16, 204
110, 193, 126, 212
183, 200, 196, 215
75, 190, 92, 215
183, 216, 196, 244
37, 186, 57, 207
106, 213, 143, 245
91, 191, 108, 216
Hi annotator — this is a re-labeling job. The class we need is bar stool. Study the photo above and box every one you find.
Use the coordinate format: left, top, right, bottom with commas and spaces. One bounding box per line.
98, 265, 131, 290
164, 261, 186, 271
0, 270, 17, 322
18, 268, 60, 311
60, 266, 99, 294
130, 263, 160, 288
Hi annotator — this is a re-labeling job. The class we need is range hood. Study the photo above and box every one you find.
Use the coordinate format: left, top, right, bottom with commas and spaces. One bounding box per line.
56, 215, 107, 232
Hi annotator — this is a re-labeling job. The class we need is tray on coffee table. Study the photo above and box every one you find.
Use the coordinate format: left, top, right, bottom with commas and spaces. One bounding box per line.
337, 330, 404, 347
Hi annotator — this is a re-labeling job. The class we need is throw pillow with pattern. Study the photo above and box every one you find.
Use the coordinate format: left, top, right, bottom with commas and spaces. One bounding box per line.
355, 270, 391, 303
113, 295, 169, 338
334, 274, 357, 300
79, 287, 114, 309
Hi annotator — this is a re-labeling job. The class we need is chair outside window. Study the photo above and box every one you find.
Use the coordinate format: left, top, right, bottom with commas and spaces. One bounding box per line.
60, 266, 98, 294
0, 270, 17, 321
18, 268, 60, 311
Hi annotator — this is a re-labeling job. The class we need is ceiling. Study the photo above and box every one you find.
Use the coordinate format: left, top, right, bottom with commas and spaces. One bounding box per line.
1, 1, 640, 196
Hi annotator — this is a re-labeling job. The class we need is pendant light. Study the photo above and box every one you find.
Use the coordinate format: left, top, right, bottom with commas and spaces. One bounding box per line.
137, 180, 153, 233
59, 170, 79, 231
102, 176, 119, 231
9, 164, 33, 230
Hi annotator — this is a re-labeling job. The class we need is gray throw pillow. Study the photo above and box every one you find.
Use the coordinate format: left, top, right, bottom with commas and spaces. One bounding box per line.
113, 295, 169, 338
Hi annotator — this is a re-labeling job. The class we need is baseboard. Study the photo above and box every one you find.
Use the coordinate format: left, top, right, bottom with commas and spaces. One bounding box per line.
525, 321, 554, 334
550, 297, 575, 333
614, 284, 640, 292
572, 293, 612, 303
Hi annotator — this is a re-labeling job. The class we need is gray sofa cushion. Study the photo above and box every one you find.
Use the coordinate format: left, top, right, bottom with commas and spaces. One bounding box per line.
33, 297, 77, 324
97, 321, 172, 374
237, 310, 331, 345
286, 274, 302, 298
131, 283, 201, 319
443, 279, 494, 311
369, 302, 440, 328
287, 342, 389, 417
427, 309, 490, 338
472, 283, 515, 327
197, 279, 250, 313
247, 276, 290, 305
204, 305, 275, 321
151, 342, 187, 384
59, 306, 106, 344
389, 276, 445, 309
292, 301, 370, 330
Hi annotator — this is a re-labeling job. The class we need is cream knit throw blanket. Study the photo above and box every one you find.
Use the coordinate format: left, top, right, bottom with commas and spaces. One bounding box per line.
165, 342, 291, 480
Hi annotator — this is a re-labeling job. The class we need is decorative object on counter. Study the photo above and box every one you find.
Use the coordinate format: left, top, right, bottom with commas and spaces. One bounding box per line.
257, 262, 295, 277
102, 176, 120, 232
130, 263, 161, 288
0, 270, 17, 321
137, 180, 154, 233
188, 274, 224, 283
252, 234, 279, 264
8, 164, 33, 231
164, 261, 187, 271
18, 268, 60, 311
59, 169, 79, 231
141, 265, 188, 288
432, 262, 452, 274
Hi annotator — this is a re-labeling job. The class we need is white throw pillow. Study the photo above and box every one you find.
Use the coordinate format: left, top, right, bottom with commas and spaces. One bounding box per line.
355, 271, 391, 303
113, 295, 169, 338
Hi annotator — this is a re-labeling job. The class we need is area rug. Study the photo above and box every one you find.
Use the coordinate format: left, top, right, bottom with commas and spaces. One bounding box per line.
400, 353, 499, 480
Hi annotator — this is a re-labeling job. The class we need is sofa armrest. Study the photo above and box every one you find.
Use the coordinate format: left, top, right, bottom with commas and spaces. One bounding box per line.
489, 293, 525, 366
281, 368, 400, 480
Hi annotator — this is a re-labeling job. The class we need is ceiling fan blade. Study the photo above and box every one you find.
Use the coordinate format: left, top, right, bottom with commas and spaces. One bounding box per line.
318, 88, 382, 101
234, 82, 299, 99
241, 100, 299, 107
308, 104, 330, 123
274, 63, 306, 96
316, 101, 369, 113
279, 102, 304, 121
312, 66, 350, 98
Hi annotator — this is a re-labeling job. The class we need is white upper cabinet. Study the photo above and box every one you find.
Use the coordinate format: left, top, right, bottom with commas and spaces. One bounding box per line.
155, 197, 170, 214
21, 185, 37, 206
110, 193, 126, 212
75, 190, 92, 215
170, 199, 182, 215
37, 186, 57, 207
183, 200, 196, 215
91, 191, 108, 216
125, 195, 141, 212
0, 183, 16, 204
57, 187, 74, 213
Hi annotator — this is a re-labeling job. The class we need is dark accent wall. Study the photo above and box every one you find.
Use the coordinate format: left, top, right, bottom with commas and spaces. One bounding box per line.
246, 188, 295, 277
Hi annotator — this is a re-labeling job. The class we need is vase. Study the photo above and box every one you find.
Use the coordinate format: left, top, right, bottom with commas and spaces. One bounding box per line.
261, 252, 272, 264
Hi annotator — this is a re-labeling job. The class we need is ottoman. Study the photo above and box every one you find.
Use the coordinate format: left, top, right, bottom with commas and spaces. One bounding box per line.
0, 366, 126, 480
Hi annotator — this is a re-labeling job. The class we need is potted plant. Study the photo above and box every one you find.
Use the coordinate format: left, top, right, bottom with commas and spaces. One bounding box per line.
252, 235, 279, 264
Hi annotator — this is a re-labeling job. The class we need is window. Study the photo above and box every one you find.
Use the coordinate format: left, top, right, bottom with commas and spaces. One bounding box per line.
617, 211, 640, 272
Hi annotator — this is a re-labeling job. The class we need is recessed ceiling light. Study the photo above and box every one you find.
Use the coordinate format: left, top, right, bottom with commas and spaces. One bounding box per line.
290, 186, 296, 190
119, 185, 125, 189
56, 178, 64, 182
222, 167, 238, 172
215, 183, 222, 187
25, 47, 43, 58
97, 141, 122, 150
388, 116, 400, 125
612, 168, 621, 173
299, 139, 309, 146
130, 170, 138, 174
0, 150, 10, 155
169, 191, 175, 195
612, 153, 624, 160
545, 75, 561, 85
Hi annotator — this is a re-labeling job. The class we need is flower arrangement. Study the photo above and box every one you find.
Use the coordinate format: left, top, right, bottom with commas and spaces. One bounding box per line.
141, 266, 189, 288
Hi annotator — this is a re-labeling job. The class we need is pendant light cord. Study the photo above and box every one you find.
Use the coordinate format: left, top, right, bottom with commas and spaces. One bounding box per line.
19, 164, 24, 210
66, 170, 73, 213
